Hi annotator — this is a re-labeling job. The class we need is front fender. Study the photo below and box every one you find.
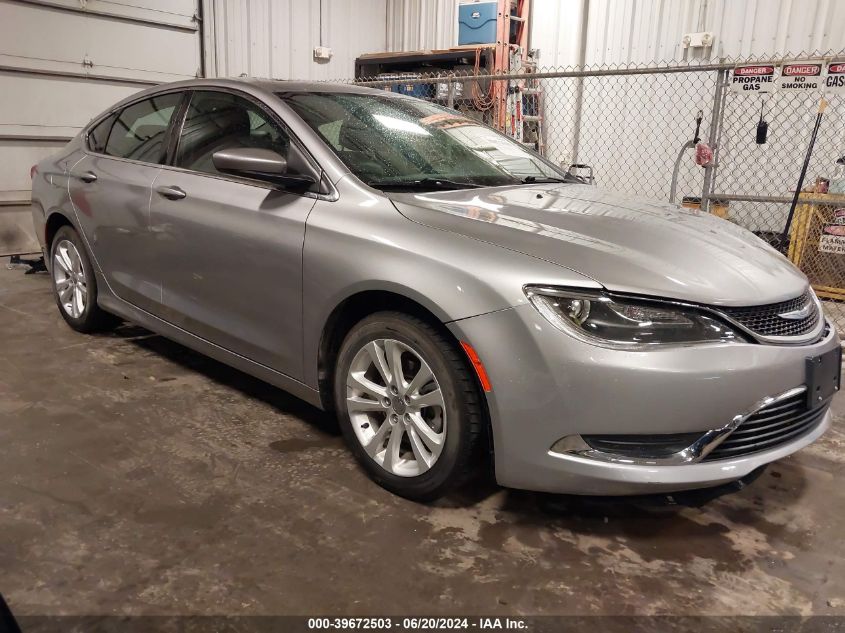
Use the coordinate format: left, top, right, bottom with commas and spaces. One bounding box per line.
301, 179, 600, 388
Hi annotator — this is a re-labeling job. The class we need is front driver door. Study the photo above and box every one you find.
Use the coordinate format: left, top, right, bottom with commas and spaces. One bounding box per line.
149, 89, 317, 380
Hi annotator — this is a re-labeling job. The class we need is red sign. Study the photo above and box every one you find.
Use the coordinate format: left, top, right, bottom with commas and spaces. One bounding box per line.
731, 65, 776, 92
734, 65, 775, 76
829, 63, 845, 75
783, 63, 822, 76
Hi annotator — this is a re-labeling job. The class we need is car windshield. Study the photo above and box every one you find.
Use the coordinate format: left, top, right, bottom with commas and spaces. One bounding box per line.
277, 91, 571, 190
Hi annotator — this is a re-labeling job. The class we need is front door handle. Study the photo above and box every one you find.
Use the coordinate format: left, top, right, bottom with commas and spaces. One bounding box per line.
156, 185, 187, 201
78, 171, 97, 183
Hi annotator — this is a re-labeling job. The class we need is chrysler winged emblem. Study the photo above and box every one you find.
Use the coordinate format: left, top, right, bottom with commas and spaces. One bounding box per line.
778, 301, 813, 320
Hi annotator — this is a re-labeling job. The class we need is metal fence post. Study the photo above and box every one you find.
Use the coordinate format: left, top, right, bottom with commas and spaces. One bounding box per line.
570, 73, 586, 165
701, 67, 729, 213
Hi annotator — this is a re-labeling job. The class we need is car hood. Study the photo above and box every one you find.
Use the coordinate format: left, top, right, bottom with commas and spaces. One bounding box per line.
389, 183, 807, 306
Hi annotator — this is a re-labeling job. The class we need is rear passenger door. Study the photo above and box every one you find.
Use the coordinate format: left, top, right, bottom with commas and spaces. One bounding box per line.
69, 92, 183, 313
149, 90, 318, 379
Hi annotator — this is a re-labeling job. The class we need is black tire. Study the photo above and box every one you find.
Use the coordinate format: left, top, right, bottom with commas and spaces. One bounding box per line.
49, 225, 118, 333
334, 311, 484, 501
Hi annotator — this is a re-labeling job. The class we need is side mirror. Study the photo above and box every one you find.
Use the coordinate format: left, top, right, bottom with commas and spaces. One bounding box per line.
212, 147, 315, 188
566, 163, 594, 185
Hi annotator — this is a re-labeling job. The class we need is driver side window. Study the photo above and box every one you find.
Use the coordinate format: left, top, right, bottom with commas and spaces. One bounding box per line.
175, 91, 292, 177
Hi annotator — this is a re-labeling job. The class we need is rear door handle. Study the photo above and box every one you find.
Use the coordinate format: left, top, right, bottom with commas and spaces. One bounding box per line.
78, 171, 97, 183
156, 185, 186, 201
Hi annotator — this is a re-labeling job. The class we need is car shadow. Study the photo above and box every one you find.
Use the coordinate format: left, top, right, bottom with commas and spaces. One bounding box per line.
91, 322, 809, 531
93, 322, 339, 437
439, 461, 781, 510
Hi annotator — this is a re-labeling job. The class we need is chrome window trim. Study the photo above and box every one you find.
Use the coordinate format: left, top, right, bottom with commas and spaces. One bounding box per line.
80, 86, 339, 202
549, 385, 817, 466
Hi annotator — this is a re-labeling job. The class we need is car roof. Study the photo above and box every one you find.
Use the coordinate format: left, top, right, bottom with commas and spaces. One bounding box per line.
87, 77, 407, 130
134, 77, 391, 99
242, 77, 388, 95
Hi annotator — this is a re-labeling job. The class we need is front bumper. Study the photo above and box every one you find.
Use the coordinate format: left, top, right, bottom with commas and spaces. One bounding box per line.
448, 303, 839, 495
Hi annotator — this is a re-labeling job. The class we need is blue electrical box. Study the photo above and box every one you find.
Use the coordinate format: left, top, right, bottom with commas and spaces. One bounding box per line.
458, 2, 498, 46
377, 73, 431, 98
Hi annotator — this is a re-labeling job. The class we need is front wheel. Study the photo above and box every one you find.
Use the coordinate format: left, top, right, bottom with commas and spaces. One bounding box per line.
334, 312, 484, 500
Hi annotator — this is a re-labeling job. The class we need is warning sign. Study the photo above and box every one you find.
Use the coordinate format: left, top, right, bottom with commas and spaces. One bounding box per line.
819, 223, 845, 254
825, 62, 845, 94
730, 64, 777, 93
778, 62, 825, 92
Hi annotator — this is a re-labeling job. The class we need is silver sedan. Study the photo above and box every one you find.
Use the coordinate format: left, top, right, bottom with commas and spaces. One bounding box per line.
30, 78, 840, 499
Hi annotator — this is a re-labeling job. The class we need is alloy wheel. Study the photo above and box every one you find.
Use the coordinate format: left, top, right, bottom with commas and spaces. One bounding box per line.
53, 239, 88, 319
346, 338, 447, 477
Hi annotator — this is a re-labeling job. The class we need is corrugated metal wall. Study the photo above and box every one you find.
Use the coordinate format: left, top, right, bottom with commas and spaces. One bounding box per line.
203, 0, 387, 80
386, 0, 456, 51
531, 0, 845, 67
383, 0, 845, 66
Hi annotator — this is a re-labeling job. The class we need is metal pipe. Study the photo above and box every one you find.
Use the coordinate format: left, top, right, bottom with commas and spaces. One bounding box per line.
196, 0, 206, 78
781, 98, 828, 243
352, 54, 845, 86
670, 141, 695, 203
570, 0, 590, 164
700, 67, 729, 212
707, 193, 845, 205
0, 64, 160, 86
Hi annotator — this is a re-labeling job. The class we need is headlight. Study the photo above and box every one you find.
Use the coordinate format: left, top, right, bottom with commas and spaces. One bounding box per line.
524, 286, 744, 348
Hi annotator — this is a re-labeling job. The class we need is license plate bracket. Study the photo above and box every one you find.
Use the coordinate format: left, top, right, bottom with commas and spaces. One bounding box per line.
806, 346, 842, 409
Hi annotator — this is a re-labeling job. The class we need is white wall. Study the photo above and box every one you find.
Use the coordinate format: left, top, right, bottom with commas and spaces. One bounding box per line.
386, 0, 456, 51
203, 0, 388, 80
381, 0, 845, 67
531, 0, 845, 66
524, 0, 845, 215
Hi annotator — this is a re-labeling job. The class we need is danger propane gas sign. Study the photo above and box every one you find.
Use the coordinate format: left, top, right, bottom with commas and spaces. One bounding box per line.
825, 62, 845, 94
730, 64, 776, 93
777, 62, 824, 92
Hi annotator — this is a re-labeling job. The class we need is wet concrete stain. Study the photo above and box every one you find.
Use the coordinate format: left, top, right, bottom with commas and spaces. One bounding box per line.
1, 265, 845, 616
269, 436, 344, 454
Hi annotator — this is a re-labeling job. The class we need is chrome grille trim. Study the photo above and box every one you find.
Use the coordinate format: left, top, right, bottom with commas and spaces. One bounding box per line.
549, 385, 828, 466
708, 290, 824, 344
702, 391, 827, 461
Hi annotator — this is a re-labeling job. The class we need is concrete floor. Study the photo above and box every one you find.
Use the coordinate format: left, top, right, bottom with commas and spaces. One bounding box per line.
1, 262, 845, 617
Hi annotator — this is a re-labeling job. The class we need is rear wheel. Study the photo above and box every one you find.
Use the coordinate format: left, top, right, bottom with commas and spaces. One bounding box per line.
334, 312, 483, 500
50, 225, 117, 332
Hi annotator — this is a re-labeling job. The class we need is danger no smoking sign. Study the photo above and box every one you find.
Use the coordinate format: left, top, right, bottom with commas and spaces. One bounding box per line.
729, 60, 843, 94
777, 62, 824, 92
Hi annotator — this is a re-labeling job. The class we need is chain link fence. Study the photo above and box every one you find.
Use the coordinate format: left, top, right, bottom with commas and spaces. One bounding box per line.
340, 50, 845, 334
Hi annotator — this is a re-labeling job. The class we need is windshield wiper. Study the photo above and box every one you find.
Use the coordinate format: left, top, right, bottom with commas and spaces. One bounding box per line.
520, 175, 570, 184
367, 178, 481, 191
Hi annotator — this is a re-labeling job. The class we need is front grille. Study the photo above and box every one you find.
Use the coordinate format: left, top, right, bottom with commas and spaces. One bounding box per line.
718, 291, 819, 338
703, 391, 827, 461
583, 433, 702, 459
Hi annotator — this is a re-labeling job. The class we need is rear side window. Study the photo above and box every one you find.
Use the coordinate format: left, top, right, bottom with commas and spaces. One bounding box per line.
87, 114, 116, 153
105, 93, 182, 163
